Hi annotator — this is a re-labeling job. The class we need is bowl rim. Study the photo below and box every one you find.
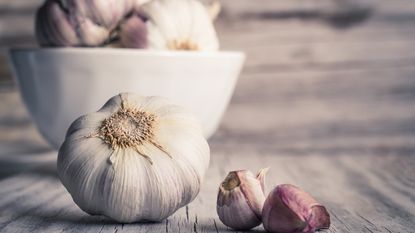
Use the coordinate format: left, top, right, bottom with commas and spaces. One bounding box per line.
9, 47, 245, 58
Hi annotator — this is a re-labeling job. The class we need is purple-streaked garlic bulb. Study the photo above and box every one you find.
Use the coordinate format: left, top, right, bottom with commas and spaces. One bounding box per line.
120, 0, 219, 51
262, 184, 331, 233
216, 168, 268, 230
58, 93, 210, 223
36, 0, 135, 47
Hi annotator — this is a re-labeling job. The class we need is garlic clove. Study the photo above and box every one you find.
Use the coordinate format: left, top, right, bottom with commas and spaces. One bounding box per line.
35, 1, 79, 47
120, 14, 148, 49
67, 0, 133, 46
186, 0, 219, 50
238, 168, 268, 217
217, 184, 262, 230
70, 0, 134, 30
216, 168, 268, 230
262, 184, 331, 233
72, 16, 111, 46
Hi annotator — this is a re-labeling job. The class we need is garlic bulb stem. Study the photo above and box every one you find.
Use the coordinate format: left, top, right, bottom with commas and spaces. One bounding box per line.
221, 171, 241, 191
90, 106, 171, 164
167, 39, 199, 51
257, 167, 269, 193
99, 108, 157, 148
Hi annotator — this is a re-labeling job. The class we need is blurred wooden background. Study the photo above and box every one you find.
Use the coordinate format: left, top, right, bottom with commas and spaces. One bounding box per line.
2, 0, 415, 152
0, 0, 414, 232
0, 0, 415, 148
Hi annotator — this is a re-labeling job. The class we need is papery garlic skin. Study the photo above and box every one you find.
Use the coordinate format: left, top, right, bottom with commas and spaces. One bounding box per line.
216, 168, 268, 230
121, 0, 219, 50
57, 93, 210, 223
36, 0, 135, 47
262, 184, 331, 233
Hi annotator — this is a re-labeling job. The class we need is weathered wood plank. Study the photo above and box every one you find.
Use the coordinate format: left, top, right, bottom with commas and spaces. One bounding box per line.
0, 152, 414, 232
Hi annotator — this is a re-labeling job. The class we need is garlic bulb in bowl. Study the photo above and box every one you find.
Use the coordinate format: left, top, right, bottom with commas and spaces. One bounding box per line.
121, 0, 219, 50
36, 0, 135, 47
57, 93, 210, 223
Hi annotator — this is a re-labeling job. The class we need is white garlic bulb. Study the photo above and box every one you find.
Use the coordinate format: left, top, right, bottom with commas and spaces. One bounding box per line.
36, 0, 135, 47
121, 0, 219, 50
216, 168, 268, 230
57, 93, 210, 223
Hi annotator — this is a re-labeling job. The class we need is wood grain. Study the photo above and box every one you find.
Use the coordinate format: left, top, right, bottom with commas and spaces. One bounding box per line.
0, 0, 415, 232
0, 151, 414, 233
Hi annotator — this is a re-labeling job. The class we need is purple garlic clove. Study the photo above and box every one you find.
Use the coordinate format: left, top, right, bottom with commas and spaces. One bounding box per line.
120, 14, 148, 49
216, 168, 268, 230
35, 0, 79, 47
262, 184, 330, 233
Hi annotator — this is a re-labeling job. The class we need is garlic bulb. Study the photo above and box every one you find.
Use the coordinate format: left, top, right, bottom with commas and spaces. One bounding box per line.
216, 168, 268, 230
57, 93, 210, 223
36, 0, 135, 47
121, 0, 219, 50
262, 184, 331, 233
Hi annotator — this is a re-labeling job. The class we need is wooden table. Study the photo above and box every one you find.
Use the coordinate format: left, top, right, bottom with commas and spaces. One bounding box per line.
1, 0, 415, 232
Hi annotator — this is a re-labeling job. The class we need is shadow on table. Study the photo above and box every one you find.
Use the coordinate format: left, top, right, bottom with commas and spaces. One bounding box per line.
24, 210, 252, 232
26, 211, 267, 233
0, 149, 57, 179
15, 191, 266, 232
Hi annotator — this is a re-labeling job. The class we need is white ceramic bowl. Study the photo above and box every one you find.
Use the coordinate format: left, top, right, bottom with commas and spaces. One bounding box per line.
9, 48, 245, 149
